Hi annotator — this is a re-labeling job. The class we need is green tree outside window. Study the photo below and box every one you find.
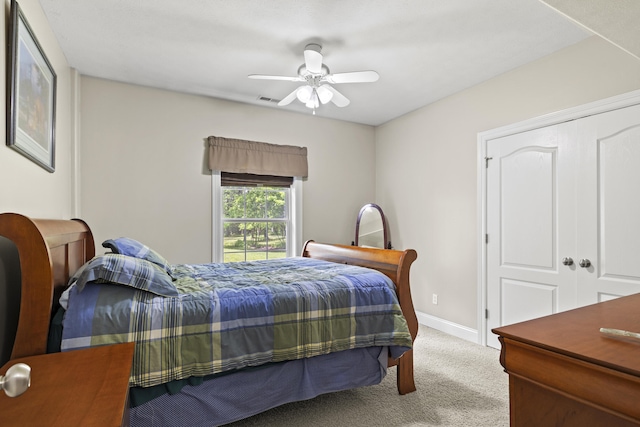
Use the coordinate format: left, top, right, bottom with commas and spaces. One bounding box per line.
222, 186, 288, 262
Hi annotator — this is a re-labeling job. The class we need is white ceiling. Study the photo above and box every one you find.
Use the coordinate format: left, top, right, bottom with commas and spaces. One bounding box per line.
540, 0, 640, 61
38, 0, 593, 126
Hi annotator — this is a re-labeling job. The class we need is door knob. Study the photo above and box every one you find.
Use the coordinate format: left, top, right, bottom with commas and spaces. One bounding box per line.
562, 257, 573, 266
579, 259, 591, 268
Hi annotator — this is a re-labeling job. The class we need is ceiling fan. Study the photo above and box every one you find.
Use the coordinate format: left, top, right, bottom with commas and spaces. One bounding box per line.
249, 43, 379, 112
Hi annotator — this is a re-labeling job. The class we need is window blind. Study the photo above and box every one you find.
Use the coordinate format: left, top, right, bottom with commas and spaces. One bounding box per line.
221, 172, 293, 187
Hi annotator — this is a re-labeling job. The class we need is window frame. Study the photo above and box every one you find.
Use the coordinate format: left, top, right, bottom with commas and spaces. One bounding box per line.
211, 171, 302, 262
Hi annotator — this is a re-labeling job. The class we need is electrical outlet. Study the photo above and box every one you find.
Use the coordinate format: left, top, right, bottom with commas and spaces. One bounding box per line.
432, 294, 438, 305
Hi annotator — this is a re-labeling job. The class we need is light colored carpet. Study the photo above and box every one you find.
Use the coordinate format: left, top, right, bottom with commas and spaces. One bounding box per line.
228, 327, 510, 426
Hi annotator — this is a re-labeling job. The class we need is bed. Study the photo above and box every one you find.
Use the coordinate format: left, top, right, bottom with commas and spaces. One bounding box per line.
0, 212, 418, 426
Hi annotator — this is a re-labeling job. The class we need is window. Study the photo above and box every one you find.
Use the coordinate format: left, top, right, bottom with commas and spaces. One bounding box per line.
222, 185, 289, 262
212, 172, 302, 263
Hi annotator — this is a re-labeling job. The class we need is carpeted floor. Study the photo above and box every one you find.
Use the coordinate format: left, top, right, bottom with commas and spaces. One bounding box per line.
228, 327, 510, 426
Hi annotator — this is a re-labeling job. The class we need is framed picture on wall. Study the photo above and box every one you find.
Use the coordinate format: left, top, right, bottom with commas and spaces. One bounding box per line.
6, 0, 57, 173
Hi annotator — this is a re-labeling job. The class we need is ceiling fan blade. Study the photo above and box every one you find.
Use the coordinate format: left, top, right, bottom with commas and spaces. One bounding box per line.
278, 86, 304, 106
324, 70, 379, 84
323, 85, 350, 107
304, 43, 323, 74
248, 74, 303, 82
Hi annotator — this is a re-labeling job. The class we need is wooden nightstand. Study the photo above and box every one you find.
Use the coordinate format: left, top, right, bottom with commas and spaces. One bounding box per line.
0, 343, 134, 427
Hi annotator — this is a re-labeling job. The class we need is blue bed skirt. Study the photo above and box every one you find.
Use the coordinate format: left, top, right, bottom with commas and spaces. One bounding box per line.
130, 346, 388, 427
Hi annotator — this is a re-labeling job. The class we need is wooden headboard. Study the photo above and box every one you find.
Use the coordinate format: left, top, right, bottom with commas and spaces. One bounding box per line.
0, 213, 95, 359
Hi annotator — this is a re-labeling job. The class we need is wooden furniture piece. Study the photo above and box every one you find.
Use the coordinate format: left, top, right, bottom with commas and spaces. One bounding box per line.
0, 212, 418, 400
302, 240, 418, 394
0, 214, 95, 360
0, 342, 134, 427
493, 294, 640, 427
354, 203, 390, 249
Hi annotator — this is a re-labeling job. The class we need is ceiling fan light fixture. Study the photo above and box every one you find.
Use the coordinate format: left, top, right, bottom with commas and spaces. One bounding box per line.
316, 85, 333, 104
296, 85, 312, 103
305, 89, 320, 109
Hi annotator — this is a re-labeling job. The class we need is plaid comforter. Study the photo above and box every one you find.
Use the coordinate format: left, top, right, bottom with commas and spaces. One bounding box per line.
61, 257, 412, 388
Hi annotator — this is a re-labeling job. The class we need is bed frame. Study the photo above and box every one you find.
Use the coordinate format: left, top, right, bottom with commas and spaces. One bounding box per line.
0, 212, 418, 395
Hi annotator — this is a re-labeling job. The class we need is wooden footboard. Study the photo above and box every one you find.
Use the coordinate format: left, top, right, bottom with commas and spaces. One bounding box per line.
302, 240, 418, 394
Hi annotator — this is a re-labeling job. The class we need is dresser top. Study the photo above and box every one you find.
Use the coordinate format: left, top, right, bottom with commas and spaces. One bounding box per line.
493, 293, 640, 377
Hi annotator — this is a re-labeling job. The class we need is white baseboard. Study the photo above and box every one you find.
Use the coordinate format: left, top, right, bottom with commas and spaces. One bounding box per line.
416, 310, 479, 344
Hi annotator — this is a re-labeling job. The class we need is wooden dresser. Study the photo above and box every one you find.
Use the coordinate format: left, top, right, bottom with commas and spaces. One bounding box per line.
0, 343, 134, 427
493, 293, 640, 427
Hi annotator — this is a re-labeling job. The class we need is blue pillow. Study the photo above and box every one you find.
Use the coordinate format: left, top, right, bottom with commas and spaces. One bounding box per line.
102, 237, 174, 278
75, 254, 178, 297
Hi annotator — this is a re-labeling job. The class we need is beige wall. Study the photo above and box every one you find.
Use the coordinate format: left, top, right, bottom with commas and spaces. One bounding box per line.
376, 36, 640, 332
0, 0, 74, 217
0, 0, 73, 363
79, 77, 376, 264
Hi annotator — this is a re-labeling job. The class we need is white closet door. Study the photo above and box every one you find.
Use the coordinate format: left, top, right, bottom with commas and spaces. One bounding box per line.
485, 122, 577, 349
576, 103, 640, 305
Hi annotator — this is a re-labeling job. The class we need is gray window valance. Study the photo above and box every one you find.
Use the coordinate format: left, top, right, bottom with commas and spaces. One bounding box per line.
208, 136, 308, 178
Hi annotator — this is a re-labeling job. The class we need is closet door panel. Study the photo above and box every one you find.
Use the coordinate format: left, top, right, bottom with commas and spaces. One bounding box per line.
486, 122, 577, 349
577, 103, 640, 304
600, 128, 640, 277
501, 149, 554, 268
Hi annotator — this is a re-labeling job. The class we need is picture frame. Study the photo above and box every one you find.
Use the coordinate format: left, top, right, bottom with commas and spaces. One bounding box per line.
6, 0, 57, 172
